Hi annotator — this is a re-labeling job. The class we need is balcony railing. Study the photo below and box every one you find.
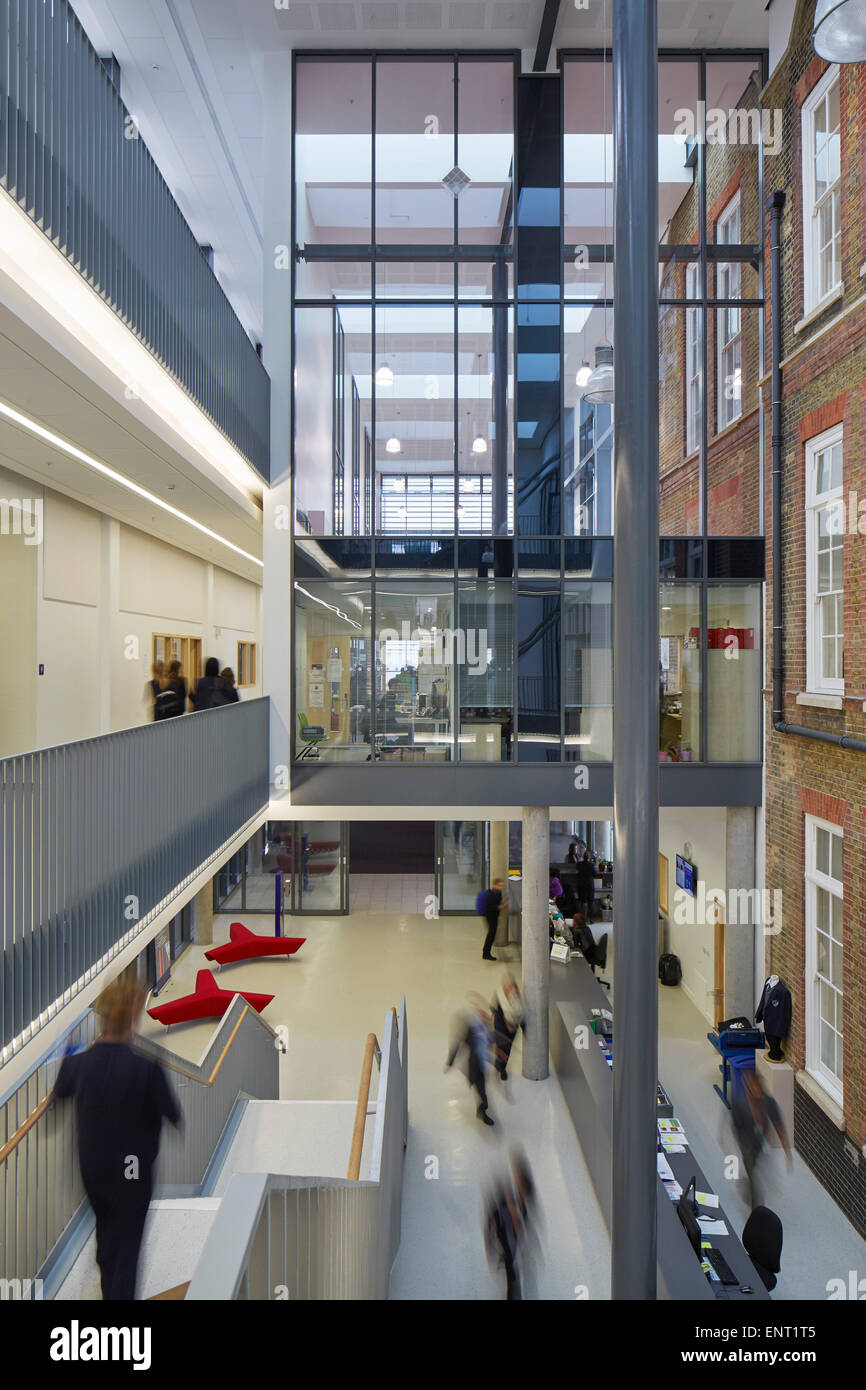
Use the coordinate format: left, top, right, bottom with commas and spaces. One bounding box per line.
0, 699, 270, 1055
0, 0, 269, 477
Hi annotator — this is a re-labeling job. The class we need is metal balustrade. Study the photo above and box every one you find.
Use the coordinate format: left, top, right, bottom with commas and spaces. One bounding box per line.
187, 998, 408, 1300
0, 992, 279, 1293
0, 0, 269, 476
0, 699, 270, 1055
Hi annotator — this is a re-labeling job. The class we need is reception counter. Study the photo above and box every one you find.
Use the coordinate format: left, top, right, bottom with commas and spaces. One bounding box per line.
549, 956, 769, 1301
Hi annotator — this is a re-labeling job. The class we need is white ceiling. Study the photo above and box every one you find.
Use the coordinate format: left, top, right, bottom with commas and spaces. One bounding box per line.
69, 0, 771, 346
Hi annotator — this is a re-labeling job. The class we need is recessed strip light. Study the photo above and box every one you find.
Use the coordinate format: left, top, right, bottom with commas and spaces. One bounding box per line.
0, 397, 263, 568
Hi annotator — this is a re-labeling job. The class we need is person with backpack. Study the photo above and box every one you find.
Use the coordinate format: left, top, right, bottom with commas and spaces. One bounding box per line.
152, 658, 187, 720
444, 993, 496, 1126
483, 1149, 538, 1299
476, 877, 508, 962
190, 657, 231, 711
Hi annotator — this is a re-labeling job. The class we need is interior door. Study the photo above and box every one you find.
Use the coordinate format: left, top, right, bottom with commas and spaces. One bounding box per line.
435, 821, 488, 915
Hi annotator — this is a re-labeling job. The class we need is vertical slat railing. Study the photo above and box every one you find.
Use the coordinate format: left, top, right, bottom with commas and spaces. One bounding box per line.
0, 0, 269, 475
0, 699, 269, 1056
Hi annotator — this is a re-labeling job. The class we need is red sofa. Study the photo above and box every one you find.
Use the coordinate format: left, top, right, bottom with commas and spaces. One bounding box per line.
205, 921, 306, 967
147, 968, 274, 1026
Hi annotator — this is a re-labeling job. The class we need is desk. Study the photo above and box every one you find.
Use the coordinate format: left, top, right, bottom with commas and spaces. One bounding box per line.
550, 958, 769, 1300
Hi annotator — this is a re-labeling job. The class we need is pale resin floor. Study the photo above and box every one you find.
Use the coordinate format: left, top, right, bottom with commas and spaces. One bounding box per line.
115, 905, 866, 1300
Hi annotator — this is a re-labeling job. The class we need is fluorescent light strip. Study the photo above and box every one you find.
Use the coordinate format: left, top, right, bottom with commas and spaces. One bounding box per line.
0, 397, 262, 568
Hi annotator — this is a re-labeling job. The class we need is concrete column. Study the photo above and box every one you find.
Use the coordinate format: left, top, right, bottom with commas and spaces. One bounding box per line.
490, 820, 510, 946
261, 50, 293, 781
725, 807, 757, 1022
193, 878, 215, 946
521, 805, 549, 1080
98, 515, 119, 734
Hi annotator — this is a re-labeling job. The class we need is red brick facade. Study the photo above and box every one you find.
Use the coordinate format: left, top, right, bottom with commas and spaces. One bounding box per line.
763, 0, 866, 1232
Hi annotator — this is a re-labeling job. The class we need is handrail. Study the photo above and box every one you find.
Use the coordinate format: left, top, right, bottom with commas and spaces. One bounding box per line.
0, 1093, 53, 1166
347, 1033, 380, 1180
0, 1002, 258, 1163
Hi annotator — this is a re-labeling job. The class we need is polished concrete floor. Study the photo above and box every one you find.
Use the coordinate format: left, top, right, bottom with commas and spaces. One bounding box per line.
122, 903, 866, 1299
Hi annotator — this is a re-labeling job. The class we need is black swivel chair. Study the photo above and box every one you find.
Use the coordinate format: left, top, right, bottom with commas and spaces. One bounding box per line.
576, 922, 611, 990
742, 1206, 783, 1291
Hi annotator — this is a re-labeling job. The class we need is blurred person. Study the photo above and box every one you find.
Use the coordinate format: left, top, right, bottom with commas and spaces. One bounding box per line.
478, 877, 508, 962
53, 974, 181, 1300
566, 841, 580, 864
444, 992, 495, 1126
730, 1068, 792, 1209
146, 661, 165, 721
576, 851, 596, 920
220, 667, 240, 703
491, 972, 525, 1082
190, 657, 230, 711
153, 659, 186, 721
484, 1148, 538, 1300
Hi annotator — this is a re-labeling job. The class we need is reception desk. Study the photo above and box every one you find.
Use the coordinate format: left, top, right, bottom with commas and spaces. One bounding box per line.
549, 957, 769, 1301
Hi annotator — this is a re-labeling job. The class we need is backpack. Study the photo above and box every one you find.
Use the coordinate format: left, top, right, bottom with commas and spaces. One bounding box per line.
154, 685, 182, 720
659, 953, 682, 986
209, 680, 233, 708
475, 889, 490, 916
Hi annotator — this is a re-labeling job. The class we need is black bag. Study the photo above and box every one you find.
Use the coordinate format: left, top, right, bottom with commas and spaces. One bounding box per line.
209, 681, 233, 708
677, 1176, 702, 1256
659, 953, 682, 986
153, 685, 183, 720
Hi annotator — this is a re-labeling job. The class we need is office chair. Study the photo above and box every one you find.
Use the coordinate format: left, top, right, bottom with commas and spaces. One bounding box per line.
742, 1206, 783, 1291
576, 922, 611, 990
297, 711, 328, 760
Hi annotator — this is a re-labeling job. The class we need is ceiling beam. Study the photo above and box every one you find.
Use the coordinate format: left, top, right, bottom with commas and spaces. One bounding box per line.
533, 0, 562, 72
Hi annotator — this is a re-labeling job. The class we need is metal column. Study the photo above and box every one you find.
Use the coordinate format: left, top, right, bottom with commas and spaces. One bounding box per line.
611, 0, 660, 1299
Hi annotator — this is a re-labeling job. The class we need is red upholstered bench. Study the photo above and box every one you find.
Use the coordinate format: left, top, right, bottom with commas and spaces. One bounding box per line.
147, 968, 274, 1026
205, 922, 306, 967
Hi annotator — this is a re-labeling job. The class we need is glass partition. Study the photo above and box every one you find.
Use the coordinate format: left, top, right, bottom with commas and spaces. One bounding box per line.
294, 582, 372, 762
374, 582, 455, 761
564, 582, 613, 762
659, 583, 701, 761
707, 583, 762, 761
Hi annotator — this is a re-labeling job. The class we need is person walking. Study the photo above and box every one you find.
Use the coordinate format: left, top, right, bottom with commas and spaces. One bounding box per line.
445, 993, 496, 1126
575, 851, 597, 921
491, 972, 525, 1082
484, 1149, 538, 1299
479, 877, 508, 962
220, 667, 240, 702
190, 656, 230, 711
53, 974, 181, 1300
730, 1068, 793, 1208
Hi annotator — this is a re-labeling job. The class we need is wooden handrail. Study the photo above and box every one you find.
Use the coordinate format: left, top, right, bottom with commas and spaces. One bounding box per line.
0, 1093, 53, 1166
347, 1033, 380, 1180
0, 1004, 253, 1165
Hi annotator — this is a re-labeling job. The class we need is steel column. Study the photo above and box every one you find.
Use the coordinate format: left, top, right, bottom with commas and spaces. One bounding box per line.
611, 0, 660, 1300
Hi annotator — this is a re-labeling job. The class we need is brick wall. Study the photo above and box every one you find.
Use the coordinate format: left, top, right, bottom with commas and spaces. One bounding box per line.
763, 0, 866, 1227
658, 72, 762, 536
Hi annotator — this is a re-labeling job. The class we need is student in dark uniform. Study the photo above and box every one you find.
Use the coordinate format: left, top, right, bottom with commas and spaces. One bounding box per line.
54, 974, 181, 1300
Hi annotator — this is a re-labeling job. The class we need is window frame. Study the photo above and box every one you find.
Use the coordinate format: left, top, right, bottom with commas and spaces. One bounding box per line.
805, 423, 844, 695
804, 811, 844, 1106
715, 192, 742, 432
685, 260, 702, 456
801, 63, 842, 316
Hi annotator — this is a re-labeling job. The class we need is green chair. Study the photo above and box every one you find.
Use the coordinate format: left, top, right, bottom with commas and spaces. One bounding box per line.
297, 711, 328, 760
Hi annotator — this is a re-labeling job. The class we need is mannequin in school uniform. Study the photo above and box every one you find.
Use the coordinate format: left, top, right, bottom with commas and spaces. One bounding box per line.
756, 974, 792, 1062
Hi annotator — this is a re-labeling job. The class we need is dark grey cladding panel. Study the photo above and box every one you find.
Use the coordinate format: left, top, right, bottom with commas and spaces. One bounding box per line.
289, 763, 762, 807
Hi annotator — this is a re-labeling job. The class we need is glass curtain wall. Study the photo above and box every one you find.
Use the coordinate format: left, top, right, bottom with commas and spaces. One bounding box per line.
291, 52, 766, 767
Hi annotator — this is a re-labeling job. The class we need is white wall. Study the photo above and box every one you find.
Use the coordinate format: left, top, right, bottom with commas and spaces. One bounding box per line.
0, 461, 38, 755
660, 806, 728, 1023
0, 462, 262, 756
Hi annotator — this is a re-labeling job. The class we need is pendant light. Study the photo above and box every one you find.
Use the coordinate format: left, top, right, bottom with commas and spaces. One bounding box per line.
575, 361, 592, 389
813, 0, 866, 61
583, 344, 615, 405
375, 361, 394, 388
472, 435, 488, 454
386, 435, 401, 454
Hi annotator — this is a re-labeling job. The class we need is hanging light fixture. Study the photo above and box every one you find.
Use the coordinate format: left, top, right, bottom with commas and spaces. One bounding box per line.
575, 361, 592, 389
583, 344, 615, 405
375, 361, 394, 388
385, 435, 401, 454
472, 435, 488, 454
813, 0, 866, 61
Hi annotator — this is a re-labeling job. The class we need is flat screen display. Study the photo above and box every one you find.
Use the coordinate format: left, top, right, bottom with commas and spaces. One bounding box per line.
676, 854, 696, 895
